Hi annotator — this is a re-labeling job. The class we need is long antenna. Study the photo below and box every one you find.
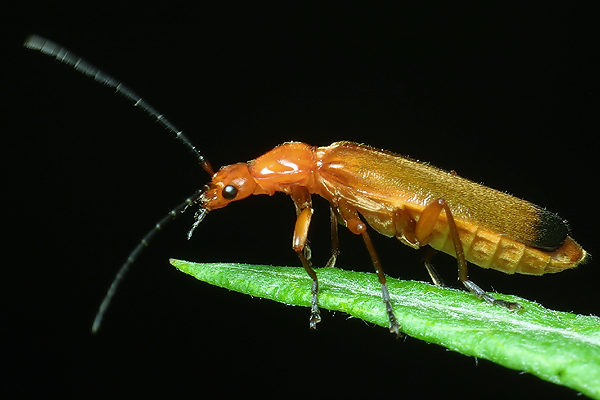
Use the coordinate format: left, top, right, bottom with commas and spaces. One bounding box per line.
24, 34, 213, 333
91, 190, 206, 334
23, 34, 214, 176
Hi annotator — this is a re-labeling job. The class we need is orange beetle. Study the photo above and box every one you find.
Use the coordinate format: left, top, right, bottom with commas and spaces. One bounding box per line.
197, 141, 587, 335
25, 35, 587, 335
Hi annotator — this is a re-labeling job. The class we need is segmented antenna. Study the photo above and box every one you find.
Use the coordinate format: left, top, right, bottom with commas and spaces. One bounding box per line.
23, 34, 214, 176
90, 190, 206, 333
24, 35, 212, 333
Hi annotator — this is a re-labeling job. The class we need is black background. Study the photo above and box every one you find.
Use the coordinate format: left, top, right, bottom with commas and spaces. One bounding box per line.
3, 5, 599, 399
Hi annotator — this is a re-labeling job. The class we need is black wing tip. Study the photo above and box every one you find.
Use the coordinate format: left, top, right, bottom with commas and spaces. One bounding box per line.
533, 209, 570, 251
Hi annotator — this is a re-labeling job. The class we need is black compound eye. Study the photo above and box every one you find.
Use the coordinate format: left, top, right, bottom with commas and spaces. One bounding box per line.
222, 184, 238, 200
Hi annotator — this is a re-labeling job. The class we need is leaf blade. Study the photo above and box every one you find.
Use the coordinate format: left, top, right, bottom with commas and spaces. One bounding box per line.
170, 260, 600, 399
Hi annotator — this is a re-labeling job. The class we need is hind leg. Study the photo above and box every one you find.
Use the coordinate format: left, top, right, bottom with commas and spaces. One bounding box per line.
415, 198, 521, 311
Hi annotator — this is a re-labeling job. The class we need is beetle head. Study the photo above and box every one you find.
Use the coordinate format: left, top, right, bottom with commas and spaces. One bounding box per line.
200, 162, 259, 211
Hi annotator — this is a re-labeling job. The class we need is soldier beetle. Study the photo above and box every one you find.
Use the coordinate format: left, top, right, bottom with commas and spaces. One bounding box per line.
25, 35, 588, 336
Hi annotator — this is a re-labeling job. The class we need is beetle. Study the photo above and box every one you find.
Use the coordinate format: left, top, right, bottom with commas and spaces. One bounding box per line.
25, 35, 588, 336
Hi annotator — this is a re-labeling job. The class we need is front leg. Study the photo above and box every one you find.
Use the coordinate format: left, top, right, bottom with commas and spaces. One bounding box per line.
290, 187, 321, 329
325, 205, 340, 268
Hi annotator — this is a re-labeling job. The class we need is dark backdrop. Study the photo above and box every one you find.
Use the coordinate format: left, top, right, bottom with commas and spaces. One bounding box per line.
3, 6, 598, 398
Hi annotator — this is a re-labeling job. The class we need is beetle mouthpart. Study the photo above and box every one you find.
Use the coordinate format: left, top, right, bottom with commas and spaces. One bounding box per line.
187, 207, 208, 240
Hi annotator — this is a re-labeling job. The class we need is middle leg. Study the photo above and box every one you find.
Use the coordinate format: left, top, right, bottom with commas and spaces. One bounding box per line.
337, 201, 402, 337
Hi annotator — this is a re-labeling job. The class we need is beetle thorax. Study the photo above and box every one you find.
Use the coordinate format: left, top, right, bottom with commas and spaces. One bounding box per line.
249, 142, 316, 195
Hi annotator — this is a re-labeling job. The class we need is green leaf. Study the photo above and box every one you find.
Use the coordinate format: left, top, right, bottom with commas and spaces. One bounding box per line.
170, 260, 600, 398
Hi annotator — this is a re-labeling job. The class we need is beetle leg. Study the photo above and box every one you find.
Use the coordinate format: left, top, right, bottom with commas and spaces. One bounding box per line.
291, 187, 312, 262
325, 205, 340, 268
293, 207, 321, 328
414, 198, 446, 246
393, 208, 420, 249
395, 208, 446, 286
422, 247, 445, 287
338, 202, 402, 337
361, 230, 402, 337
290, 187, 321, 328
419, 198, 521, 311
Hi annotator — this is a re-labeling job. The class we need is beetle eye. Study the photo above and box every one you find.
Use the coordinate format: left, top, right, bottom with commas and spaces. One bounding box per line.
222, 184, 238, 200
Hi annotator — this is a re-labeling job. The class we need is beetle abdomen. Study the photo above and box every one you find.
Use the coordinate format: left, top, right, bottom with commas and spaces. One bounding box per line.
428, 220, 587, 275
